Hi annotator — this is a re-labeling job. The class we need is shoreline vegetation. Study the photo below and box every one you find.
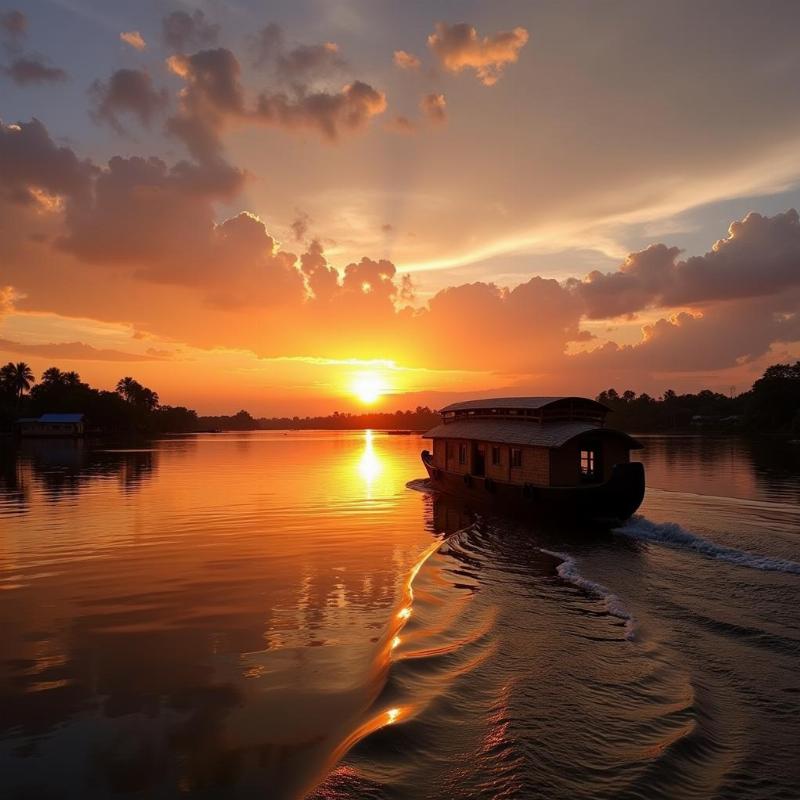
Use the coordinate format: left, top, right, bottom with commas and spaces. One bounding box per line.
1, 362, 799, 438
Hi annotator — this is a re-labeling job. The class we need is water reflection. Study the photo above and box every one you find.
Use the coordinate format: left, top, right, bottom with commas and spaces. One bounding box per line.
634, 434, 800, 504
357, 430, 382, 495
1, 432, 797, 799
0, 439, 158, 510
0, 431, 434, 799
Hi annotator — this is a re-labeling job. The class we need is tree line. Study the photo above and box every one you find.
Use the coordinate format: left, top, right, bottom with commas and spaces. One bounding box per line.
0, 364, 197, 434
595, 361, 800, 435
2, 360, 798, 436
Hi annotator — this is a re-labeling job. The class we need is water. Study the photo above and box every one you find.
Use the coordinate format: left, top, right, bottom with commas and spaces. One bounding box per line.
1, 432, 798, 799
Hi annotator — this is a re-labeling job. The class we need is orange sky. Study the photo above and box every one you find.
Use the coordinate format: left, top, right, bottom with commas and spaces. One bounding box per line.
1, 2, 799, 414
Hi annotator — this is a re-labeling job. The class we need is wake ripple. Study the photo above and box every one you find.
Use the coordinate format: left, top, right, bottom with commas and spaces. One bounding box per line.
616, 516, 800, 575
406, 478, 433, 493
539, 549, 636, 640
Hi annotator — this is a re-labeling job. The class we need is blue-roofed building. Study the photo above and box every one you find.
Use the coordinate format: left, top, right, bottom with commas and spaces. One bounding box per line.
16, 413, 85, 437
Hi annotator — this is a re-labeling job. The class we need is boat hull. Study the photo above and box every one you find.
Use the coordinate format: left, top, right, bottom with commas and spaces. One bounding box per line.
421, 451, 644, 525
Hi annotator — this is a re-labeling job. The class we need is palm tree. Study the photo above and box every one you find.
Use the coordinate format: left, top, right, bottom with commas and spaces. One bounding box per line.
116, 376, 142, 403
1, 362, 35, 401
41, 367, 64, 385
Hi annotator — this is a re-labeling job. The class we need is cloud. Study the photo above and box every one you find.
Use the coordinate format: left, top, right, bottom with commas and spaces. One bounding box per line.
165, 46, 246, 185
162, 9, 219, 52
0, 285, 18, 316
0, 118, 94, 205
572, 292, 800, 374
277, 40, 345, 82
299, 239, 339, 301
255, 80, 387, 141
393, 50, 420, 71
2, 56, 67, 85
2, 122, 297, 309
0, 9, 26, 43
252, 23, 346, 81
427, 22, 529, 85
422, 276, 583, 371
290, 211, 310, 241
570, 209, 800, 318
166, 44, 385, 150
90, 69, 168, 132
251, 22, 283, 67
0, 338, 167, 362
420, 92, 446, 124
120, 31, 146, 51
2, 114, 797, 387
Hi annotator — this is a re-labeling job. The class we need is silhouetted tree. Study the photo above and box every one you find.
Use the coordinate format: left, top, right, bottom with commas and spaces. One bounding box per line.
0, 362, 35, 401
747, 361, 800, 433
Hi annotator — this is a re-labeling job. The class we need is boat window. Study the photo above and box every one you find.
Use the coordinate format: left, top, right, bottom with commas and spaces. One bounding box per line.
510, 448, 522, 467
458, 443, 467, 465
580, 449, 597, 477
491, 446, 501, 466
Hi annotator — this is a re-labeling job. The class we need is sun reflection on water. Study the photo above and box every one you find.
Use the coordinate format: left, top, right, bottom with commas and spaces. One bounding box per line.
357, 430, 383, 495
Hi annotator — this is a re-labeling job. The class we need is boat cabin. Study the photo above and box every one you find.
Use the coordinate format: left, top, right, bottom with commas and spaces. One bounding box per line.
424, 397, 642, 487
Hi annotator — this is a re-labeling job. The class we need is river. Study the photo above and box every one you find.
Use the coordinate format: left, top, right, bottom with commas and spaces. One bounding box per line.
1, 432, 798, 798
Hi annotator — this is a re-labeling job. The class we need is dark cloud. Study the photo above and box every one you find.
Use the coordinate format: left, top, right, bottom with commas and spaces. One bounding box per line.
0, 118, 94, 205
166, 48, 245, 161
167, 45, 385, 149
162, 9, 219, 52
0, 338, 166, 362
37, 145, 300, 308
252, 23, 347, 81
277, 40, 346, 82
2, 56, 67, 85
251, 22, 283, 67
570, 210, 800, 318
255, 80, 387, 141
90, 69, 169, 132
420, 92, 446, 124
427, 22, 529, 85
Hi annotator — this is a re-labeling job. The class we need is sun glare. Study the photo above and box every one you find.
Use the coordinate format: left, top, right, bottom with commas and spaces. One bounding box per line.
352, 371, 386, 404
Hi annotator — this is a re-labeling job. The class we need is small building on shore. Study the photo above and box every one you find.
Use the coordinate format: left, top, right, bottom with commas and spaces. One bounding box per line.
16, 413, 86, 438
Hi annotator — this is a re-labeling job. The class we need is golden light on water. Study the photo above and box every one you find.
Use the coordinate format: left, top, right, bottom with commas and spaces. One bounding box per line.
357, 430, 382, 488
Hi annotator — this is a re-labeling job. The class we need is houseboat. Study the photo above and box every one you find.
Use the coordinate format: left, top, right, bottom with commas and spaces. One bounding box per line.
421, 397, 644, 523
15, 413, 86, 438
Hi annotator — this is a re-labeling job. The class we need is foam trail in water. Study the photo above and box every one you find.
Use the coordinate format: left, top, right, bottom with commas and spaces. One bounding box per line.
616, 515, 800, 575
540, 549, 636, 640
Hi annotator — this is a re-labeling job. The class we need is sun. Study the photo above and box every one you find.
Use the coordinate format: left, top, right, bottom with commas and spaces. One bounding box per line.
352, 371, 386, 405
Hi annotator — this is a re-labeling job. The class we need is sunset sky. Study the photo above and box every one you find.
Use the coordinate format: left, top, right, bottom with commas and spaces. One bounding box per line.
2, 0, 799, 414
